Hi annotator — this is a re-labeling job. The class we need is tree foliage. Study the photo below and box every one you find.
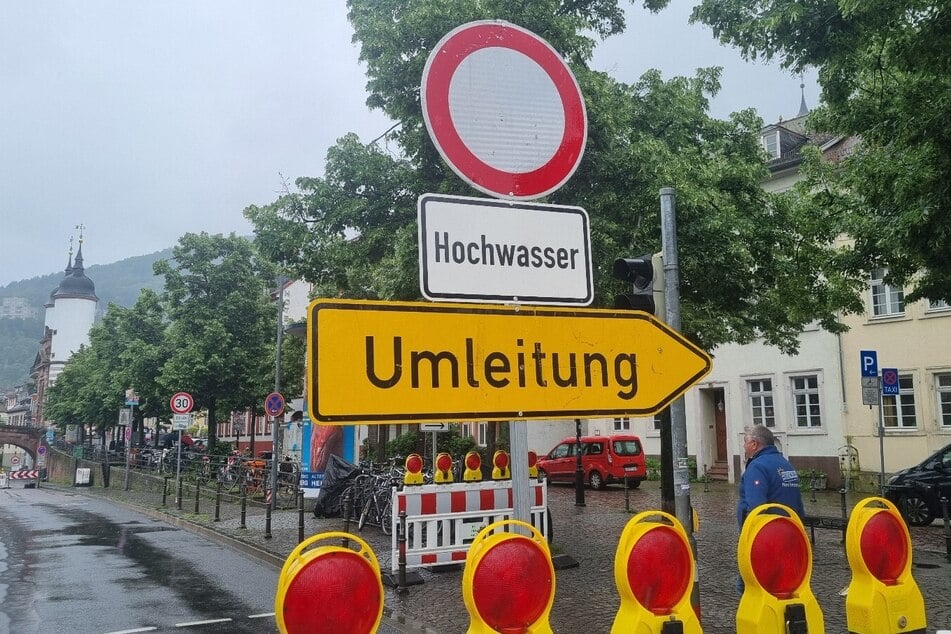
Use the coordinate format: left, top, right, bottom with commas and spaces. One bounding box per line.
153, 232, 278, 450
246, 0, 864, 354
689, 0, 951, 302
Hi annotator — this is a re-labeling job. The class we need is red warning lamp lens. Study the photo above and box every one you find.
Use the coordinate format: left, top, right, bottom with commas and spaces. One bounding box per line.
494, 451, 509, 469
860, 511, 908, 585
466, 452, 482, 470
283, 551, 380, 634
528, 451, 537, 468
749, 517, 808, 599
405, 454, 423, 474
436, 453, 453, 472
626, 525, 690, 614
472, 538, 553, 632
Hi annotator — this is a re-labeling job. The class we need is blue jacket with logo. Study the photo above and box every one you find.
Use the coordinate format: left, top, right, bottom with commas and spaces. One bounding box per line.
737, 445, 804, 526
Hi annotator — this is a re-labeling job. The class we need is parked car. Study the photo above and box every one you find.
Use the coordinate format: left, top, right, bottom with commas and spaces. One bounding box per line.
537, 434, 646, 490
884, 443, 951, 526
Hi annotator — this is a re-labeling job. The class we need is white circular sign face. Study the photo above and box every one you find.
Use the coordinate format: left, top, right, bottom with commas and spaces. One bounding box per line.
422, 21, 587, 200
170, 392, 194, 414
11, 455, 20, 465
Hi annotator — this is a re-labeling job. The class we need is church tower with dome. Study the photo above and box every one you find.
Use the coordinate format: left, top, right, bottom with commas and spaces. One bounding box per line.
31, 230, 99, 424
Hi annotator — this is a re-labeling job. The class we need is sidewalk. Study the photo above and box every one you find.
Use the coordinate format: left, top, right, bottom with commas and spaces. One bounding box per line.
54, 468, 951, 633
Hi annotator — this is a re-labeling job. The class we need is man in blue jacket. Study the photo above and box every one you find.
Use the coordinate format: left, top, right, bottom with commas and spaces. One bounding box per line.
736, 424, 804, 593
737, 424, 804, 526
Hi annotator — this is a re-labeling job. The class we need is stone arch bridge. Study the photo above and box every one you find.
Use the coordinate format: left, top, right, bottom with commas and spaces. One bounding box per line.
0, 424, 45, 460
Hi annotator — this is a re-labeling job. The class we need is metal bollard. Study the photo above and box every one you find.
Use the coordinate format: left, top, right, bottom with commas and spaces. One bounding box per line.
265, 499, 272, 539
298, 491, 305, 544
703, 465, 710, 493
839, 488, 848, 544
342, 491, 353, 539
177, 478, 183, 511
162, 476, 170, 506
240, 488, 247, 529
810, 480, 817, 503
941, 496, 950, 562
397, 510, 408, 592
214, 481, 221, 522
624, 474, 631, 513
194, 480, 201, 514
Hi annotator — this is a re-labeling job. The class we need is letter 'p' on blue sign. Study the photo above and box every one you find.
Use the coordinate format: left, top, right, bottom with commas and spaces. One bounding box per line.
860, 350, 878, 378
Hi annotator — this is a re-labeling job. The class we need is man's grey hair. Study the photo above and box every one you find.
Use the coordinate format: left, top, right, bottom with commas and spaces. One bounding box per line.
745, 424, 775, 447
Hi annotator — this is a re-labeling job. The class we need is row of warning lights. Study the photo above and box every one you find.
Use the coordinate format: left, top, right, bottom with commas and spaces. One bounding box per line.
275, 497, 928, 634
400, 449, 529, 485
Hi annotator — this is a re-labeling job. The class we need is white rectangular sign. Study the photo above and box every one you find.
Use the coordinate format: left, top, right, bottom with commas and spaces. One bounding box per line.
420, 422, 451, 432
172, 414, 191, 431
418, 193, 593, 306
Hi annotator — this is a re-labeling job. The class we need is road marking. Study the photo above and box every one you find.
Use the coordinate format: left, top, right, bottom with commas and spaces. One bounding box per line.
248, 612, 276, 619
174, 618, 233, 628
104, 628, 158, 634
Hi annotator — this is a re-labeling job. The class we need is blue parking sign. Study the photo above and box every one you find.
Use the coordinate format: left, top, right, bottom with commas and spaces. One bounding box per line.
860, 350, 878, 378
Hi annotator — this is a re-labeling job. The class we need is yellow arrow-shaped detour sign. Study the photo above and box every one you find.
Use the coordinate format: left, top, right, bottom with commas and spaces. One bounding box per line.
307, 299, 712, 424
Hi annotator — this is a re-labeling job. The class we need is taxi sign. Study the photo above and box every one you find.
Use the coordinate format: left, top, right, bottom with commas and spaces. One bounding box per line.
307, 299, 712, 423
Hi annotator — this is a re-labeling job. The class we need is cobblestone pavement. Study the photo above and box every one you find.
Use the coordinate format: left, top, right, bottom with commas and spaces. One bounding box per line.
47, 470, 951, 633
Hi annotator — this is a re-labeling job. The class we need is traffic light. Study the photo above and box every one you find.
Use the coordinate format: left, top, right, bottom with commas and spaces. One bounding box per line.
492, 450, 511, 480
434, 452, 454, 483
464, 451, 483, 481
404, 453, 425, 486
613, 254, 655, 314
844, 497, 926, 634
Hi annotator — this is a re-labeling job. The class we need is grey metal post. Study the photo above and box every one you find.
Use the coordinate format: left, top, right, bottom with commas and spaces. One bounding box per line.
123, 403, 134, 491
510, 420, 531, 527
270, 276, 286, 509
660, 187, 699, 608
878, 400, 886, 496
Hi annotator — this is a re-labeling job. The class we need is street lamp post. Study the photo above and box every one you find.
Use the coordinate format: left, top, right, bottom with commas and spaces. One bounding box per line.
269, 276, 287, 509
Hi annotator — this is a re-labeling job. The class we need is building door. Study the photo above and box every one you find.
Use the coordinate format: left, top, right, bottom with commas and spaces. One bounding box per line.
714, 390, 727, 462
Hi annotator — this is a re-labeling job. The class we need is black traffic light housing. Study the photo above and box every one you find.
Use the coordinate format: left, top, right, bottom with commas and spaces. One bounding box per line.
613, 255, 655, 314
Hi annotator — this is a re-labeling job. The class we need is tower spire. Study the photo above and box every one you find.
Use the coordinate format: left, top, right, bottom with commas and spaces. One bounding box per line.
797, 75, 809, 117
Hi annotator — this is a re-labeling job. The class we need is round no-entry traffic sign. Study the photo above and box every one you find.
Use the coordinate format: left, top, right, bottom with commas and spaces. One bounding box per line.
421, 20, 587, 200
170, 392, 194, 414
265, 392, 285, 418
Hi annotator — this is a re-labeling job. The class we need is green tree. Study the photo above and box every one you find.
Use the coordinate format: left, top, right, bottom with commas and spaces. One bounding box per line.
246, 0, 864, 354
689, 0, 951, 303
154, 233, 277, 450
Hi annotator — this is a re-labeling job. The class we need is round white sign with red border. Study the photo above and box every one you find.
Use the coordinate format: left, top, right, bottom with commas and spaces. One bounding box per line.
421, 20, 587, 200
170, 392, 194, 414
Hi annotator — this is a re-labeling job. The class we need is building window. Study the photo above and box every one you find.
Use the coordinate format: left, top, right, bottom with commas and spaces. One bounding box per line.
883, 374, 916, 428
761, 131, 780, 159
928, 298, 950, 312
870, 268, 905, 317
791, 375, 822, 428
748, 379, 775, 427
935, 374, 951, 428
613, 417, 630, 431
652, 414, 663, 431
477, 422, 487, 446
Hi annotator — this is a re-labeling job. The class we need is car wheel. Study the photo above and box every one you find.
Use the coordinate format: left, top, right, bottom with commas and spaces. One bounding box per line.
537, 468, 547, 481
588, 470, 605, 490
628, 478, 641, 489
900, 495, 934, 526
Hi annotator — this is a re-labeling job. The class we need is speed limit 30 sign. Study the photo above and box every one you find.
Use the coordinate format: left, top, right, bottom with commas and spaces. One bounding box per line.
170, 392, 194, 414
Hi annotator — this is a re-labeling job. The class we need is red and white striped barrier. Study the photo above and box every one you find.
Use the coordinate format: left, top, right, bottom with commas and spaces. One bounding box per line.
9, 470, 40, 480
391, 479, 548, 573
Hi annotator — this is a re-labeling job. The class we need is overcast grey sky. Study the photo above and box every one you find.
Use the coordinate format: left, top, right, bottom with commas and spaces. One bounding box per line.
0, 2, 817, 286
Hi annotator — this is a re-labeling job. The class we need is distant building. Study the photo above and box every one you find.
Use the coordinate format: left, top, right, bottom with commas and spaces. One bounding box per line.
31, 241, 99, 425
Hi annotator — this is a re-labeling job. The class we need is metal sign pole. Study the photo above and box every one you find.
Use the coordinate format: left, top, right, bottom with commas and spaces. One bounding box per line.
176, 429, 183, 506
124, 403, 134, 490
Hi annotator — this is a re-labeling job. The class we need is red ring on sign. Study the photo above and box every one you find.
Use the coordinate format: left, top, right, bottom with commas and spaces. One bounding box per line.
422, 21, 586, 199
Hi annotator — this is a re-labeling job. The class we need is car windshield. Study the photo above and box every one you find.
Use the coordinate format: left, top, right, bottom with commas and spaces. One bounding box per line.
612, 439, 641, 456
